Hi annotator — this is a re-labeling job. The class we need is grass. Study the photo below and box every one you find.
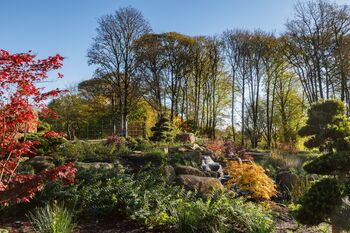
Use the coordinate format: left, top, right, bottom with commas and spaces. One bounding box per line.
27, 204, 76, 233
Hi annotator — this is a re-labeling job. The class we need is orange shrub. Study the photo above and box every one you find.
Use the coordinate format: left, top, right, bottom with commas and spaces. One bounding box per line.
226, 161, 277, 200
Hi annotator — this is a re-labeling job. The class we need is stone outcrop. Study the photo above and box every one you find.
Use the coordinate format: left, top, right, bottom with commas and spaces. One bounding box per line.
176, 174, 224, 196
175, 165, 206, 177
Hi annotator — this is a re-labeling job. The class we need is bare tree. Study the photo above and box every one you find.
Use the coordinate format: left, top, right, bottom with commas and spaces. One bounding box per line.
88, 6, 151, 136
285, 0, 350, 106
223, 30, 243, 141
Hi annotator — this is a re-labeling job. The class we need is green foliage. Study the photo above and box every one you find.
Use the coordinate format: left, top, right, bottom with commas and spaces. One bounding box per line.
172, 194, 274, 233
125, 137, 153, 151
37, 122, 52, 134
24, 122, 66, 157
289, 176, 312, 204
150, 116, 173, 142
257, 150, 313, 178
27, 204, 76, 233
294, 178, 344, 226
299, 99, 350, 152
52, 141, 117, 163
144, 149, 168, 165
303, 151, 350, 175
169, 153, 197, 167
47, 94, 111, 140
296, 100, 350, 228
34, 166, 273, 231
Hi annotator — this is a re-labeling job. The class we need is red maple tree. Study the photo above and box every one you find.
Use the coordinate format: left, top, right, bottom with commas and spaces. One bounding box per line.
0, 49, 76, 205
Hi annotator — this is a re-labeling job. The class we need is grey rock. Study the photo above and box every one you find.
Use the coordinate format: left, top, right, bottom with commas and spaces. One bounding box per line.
75, 162, 114, 169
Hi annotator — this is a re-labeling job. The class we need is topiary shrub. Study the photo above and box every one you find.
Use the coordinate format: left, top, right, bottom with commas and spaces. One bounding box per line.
294, 177, 343, 226
298, 99, 350, 153
150, 116, 173, 142
295, 99, 350, 231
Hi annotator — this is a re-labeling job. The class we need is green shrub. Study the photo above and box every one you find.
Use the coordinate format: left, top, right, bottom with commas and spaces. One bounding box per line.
289, 175, 312, 204
294, 178, 343, 226
124, 136, 138, 149
144, 150, 168, 165
150, 117, 173, 142
303, 151, 350, 175
27, 204, 76, 233
52, 141, 117, 163
33, 167, 274, 232
169, 153, 197, 167
135, 138, 153, 151
299, 99, 350, 152
171, 194, 274, 233
296, 100, 350, 229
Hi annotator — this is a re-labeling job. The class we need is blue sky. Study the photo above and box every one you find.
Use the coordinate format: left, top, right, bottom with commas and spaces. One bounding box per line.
1, 0, 349, 90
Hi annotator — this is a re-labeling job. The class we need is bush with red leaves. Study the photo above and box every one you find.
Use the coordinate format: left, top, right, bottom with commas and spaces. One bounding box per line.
0, 49, 76, 205
222, 140, 247, 159
106, 133, 125, 149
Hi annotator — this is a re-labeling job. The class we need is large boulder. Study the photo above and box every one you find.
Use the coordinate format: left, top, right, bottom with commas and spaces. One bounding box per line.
177, 175, 224, 196
175, 133, 195, 144
276, 171, 300, 190
204, 170, 222, 178
175, 165, 205, 177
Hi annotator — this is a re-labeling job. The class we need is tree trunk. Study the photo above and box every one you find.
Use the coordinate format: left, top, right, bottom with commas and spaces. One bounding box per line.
231, 67, 236, 141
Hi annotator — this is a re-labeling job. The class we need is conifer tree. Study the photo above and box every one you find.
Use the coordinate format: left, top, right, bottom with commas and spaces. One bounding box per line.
150, 116, 173, 142
296, 99, 350, 232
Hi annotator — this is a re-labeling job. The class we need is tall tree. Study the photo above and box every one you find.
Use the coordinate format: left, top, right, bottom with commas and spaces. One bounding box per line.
223, 30, 243, 141
88, 6, 151, 136
134, 34, 166, 117
285, 0, 350, 106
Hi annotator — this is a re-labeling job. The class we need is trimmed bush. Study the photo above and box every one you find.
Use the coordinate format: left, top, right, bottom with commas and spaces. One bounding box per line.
150, 117, 173, 142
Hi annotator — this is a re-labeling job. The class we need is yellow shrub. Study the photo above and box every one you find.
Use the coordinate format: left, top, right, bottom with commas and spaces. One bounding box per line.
226, 161, 277, 200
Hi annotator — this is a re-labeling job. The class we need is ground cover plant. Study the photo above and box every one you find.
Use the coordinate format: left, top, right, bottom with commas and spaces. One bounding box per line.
31, 166, 274, 233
